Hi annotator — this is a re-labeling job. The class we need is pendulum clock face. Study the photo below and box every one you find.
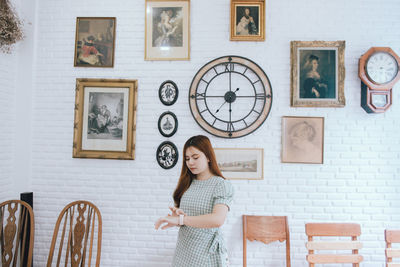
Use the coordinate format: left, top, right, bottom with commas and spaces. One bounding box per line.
189, 56, 273, 138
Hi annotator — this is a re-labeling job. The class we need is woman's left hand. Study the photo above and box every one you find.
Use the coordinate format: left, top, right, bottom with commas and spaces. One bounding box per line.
154, 215, 179, 230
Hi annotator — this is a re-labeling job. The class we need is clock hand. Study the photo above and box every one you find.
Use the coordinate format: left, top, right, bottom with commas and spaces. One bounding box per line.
216, 88, 239, 113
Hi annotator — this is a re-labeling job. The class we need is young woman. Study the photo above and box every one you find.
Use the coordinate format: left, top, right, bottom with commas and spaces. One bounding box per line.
302, 54, 328, 98
155, 135, 234, 267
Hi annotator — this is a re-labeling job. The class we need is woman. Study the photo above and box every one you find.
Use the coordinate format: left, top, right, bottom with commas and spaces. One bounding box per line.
236, 8, 257, 35
155, 135, 234, 267
302, 55, 328, 98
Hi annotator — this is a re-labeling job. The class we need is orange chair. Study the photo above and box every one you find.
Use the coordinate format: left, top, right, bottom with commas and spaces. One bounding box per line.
243, 215, 291, 267
47, 200, 102, 267
385, 229, 400, 267
0, 200, 34, 267
305, 223, 363, 267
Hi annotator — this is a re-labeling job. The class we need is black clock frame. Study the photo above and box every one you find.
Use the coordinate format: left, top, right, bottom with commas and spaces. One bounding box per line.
159, 80, 179, 106
188, 55, 273, 138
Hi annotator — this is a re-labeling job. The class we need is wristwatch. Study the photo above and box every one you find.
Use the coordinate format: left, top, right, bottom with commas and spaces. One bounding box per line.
179, 214, 185, 226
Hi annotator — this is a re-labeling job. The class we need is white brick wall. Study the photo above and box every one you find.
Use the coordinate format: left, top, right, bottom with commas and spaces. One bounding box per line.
3, 0, 400, 266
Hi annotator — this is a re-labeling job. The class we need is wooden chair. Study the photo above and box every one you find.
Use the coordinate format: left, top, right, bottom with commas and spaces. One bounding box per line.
47, 200, 102, 267
386, 229, 400, 267
0, 200, 34, 267
243, 215, 291, 267
305, 223, 363, 267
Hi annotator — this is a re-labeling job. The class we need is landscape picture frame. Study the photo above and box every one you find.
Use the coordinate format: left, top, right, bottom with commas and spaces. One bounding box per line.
214, 148, 263, 180
74, 17, 116, 68
145, 0, 190, 60
281, 116, 324, 164
73, 78, 138, 159
290, 40, 345, 107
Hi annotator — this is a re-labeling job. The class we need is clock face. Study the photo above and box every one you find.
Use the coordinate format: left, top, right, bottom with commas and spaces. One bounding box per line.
189, 56, 272, 138
366, 52, 399, 84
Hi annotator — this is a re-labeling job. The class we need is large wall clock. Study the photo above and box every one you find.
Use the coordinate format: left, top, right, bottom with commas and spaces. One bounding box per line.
189, 55, 272, 138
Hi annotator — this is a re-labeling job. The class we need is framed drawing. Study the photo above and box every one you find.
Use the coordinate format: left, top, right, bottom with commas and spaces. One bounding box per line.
74, 17, 116, 67
230, 0, 265, 41
156, 141, 179, 169
290, 41, 345, 107
73, 79, 138, 159
159, 80, 179, 105
145, 0, 190, 60
282, 116, 324, 164
158, 111, 178, 137
214, 148, 263, 180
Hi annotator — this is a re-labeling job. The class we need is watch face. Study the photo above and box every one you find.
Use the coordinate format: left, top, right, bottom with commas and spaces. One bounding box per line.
159, 80, 178, 105
158, 111, 178, 137
189, 56, 272, 138
156, 141, 179, 169
366, 52, 399, 84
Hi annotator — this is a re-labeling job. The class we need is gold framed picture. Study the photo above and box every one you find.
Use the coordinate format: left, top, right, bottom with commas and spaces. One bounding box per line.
290, 41, 346, 107
145, 0, 190, 60
230, 0, 265, 41
281, 116, 324, 164
214, 148, 264, 180
73, 79, 138, 160
74, 17, 116, 67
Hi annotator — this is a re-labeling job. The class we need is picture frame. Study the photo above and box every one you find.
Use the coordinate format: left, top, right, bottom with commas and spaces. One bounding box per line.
159, 80, 179, 105
156, 141, 179, 169
281, 116, 324, 164
214, 148, 263, 180
145, 0, 190, 60
158, 111, 178, 137
230, 0, 265, 41
290, 41, 345, 107
73, 78, 138, 160
74, 17, 116, 68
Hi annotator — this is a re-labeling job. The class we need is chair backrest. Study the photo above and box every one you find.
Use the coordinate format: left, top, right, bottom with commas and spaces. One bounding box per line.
305, 223, 363, 267
385, 229, 400, 267
243, 215, 291, 267
47, 200, 102, 267
0, 200, 34, 267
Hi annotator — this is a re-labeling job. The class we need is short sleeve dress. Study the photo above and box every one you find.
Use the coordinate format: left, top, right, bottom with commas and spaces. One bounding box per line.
172, 176, 234, 267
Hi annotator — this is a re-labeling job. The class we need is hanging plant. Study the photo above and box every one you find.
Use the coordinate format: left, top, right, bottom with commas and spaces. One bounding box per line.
0, 0, 24, 53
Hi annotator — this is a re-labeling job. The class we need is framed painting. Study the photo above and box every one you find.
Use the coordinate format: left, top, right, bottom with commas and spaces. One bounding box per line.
145, 0, 190, 60
281, 116, 324, 164
230, 0, 265, 41
73, 79, 138, 159
290, 41, 345, 107
214, 148, 263, 180
74, 17, 116, 67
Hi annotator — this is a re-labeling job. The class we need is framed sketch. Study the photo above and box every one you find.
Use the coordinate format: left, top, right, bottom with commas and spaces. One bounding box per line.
73, 79, 138, 159
158, 111, 178, 137
290, 41, 345, 107
282, 116, 324, 164
156, 141, 179, 169
230, 0, 265, 41
145, 0, 190, 60
159, 80, 179, 105
74, 17, 116, 67
214, 148, 263, 180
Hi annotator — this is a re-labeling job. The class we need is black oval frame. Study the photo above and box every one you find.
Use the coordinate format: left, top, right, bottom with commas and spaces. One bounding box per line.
156, 141, 179, 169
159, 80, 179, 106
158, 111, 178, 137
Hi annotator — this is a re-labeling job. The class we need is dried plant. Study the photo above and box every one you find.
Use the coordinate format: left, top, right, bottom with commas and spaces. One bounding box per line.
0, 0, 24, 53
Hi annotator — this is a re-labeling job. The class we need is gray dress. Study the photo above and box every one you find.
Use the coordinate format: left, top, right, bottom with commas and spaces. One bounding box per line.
172, 176, 234, 267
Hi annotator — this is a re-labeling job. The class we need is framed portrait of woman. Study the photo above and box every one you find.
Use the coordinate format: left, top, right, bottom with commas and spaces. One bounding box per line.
290, 41, 345, 107
74, 17, 116, 67
282, 116, 324, 164
145, 0, 190, 60
230, 0, 265, 41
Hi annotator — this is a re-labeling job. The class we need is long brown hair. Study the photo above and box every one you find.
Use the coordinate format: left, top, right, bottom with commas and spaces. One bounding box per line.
173, 135, 224, 207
